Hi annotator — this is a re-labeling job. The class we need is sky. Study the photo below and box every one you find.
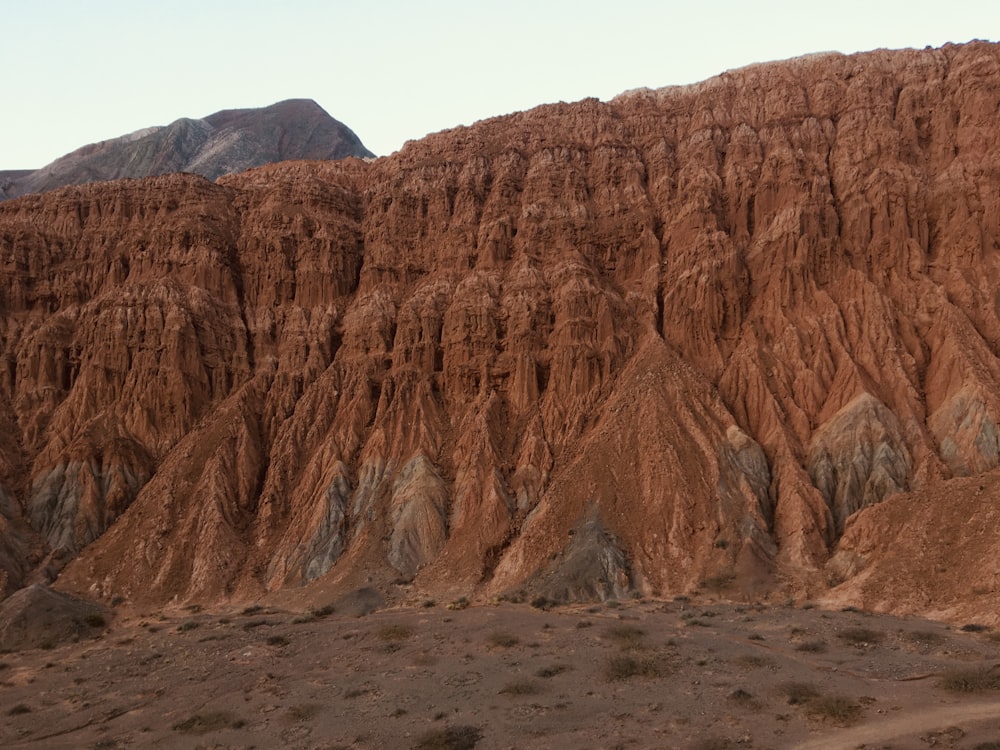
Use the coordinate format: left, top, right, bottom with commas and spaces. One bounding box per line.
1, 0, 997, 169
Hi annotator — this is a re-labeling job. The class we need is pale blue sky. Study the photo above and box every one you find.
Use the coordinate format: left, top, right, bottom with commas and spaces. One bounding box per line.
1, 0, 996, 168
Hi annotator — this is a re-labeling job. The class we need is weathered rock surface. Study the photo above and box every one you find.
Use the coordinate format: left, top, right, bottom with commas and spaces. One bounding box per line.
1, 99, 373, 200
1, 42, 1000, 621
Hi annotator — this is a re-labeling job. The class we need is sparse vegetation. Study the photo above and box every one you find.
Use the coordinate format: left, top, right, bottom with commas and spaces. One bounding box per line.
735, 654, 772, 669
806, 695, 863, 725
487, 632, 519, 648
177, 621, 199, 632
266, 635, 290, 647
836, 627, 883, 646
378, 624, 414, 641
447, 597, 470, 611
781, 682, 821, 705
535, 663, 569, 678
412, 724, 482, 750
242, 619, 270, 630
903, 630, 944, 647
241, 605, 264, 615
961, 623, 991, 633
499, 679, 541, 696
937, 666, 1000, 693
82, 614, 106, 628
796, 640, 827, 653
530, 596, 554, 610
172, 711, 241, 734
7, 703, 31, 715
311, 604, 336, 618
284, 704, 320, 722
727, 688, 761, 710
779, 683, 861, 725
604, 625, 645, 649
604, 654, 662, 681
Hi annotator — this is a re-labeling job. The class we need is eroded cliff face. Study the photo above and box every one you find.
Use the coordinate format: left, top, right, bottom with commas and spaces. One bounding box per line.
2, 42, 1000, 615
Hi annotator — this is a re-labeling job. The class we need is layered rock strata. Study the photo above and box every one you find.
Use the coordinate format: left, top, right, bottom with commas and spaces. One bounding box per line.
0, 43, 998, 618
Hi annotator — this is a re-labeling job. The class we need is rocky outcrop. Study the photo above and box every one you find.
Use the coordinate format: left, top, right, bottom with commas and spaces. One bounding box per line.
0, 584, 107, 650
1, 43, 1000, 620
1, 99, 373, 200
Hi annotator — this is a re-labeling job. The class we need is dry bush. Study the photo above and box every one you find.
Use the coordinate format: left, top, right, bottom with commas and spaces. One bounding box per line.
499, 679, 542, 696
172, 711, 242, 734
284, 704, 320, 722
604, 654, 662, 681
536, 663, 570, 678
796, 640, 827, 653
487, 632, 519, 648
937, 667, 1000, 693
412, 725, 482, 750
806, 695, 863, 725
604, 625, 645, 649
781, 682, 820, 705
378, 624, 414, 641
836, 627, 883, 646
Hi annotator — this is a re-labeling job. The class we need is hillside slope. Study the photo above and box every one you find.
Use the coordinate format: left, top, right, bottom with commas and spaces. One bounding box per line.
1, 43, 999, 620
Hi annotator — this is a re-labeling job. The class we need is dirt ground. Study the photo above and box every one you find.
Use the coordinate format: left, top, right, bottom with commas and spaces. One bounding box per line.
2, 597, 1000, 749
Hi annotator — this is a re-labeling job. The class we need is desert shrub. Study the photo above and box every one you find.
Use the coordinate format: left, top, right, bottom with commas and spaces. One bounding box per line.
343, 687, 369, 698
727, 688, 761, 710
284, 704, 320, 722
604, 625, 645, 649
242, 619, 270, 630
498, 679, 541, 696
83, 614, 106, 628
177, 621, 199, 632
781, 682, 820, 705
447, 597, 470, 611
266, 635, 289, 647
535, 664, 569, 678
412, 724, 482, 750
604, 654, 662, 681
530, 596, 554, 610
806, 695, 862, 725
172, 711, 240, 734
962, 623, 991, 633
7, 703, 31, 715
487, 632, 519, 648
378, 625, 414, 641
836, 627, 883, 646
311, 604, 335, 618
937, 667, 1000, 693
241, 605, 263, 615
796, 640, 827, 653
735, 654, 772, 669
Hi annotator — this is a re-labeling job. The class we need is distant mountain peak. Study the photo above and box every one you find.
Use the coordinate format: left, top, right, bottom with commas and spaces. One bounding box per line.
0, 100, 373, 200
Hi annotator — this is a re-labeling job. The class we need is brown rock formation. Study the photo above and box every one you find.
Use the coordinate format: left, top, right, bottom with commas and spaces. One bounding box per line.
1, 42, 999, 620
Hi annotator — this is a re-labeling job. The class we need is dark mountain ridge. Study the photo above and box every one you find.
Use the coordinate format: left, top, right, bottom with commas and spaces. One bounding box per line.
0, 99, 373, 200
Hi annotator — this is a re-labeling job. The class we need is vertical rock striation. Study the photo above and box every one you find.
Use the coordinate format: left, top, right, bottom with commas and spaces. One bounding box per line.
0, 43, 998, 615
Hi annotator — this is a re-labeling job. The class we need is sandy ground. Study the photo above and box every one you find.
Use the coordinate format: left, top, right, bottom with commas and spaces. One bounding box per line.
2, 598, 1000, 749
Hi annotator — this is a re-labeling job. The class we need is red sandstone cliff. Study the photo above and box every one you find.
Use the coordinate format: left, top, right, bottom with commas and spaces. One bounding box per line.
2, 42, 1000, 620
